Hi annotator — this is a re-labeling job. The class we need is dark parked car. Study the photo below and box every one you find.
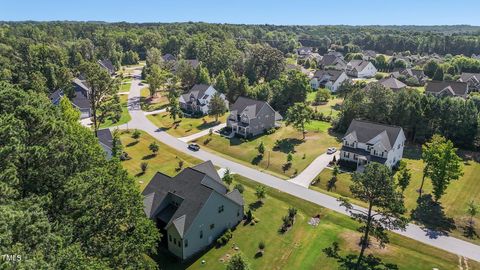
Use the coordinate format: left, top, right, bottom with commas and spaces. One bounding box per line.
188, 143, 200, 151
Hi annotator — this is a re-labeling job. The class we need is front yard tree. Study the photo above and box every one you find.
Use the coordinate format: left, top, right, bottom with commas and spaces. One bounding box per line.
315, 88, 331, 104
146, 64, 163, 97
222, 168, 233, 188
167, 88, 182, 122
196, 65, 211, 85
285, 102, 313, 140
132, 129, 141, 141
79, 61, 119, 136
465, 200, 478, 238
255, 185, 267, 203
339, 163, 408, 269
258, 141, 265, 156
59, 96, 80, 124
419, 134, 463, 201
148, 141, 159, 155
208, 92, 227, 122
176, 60, 197, 89
226, 252, 250, 270
396, 162, 411, 193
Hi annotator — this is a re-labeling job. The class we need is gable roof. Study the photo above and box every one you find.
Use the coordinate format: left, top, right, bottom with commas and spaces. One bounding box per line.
313, 69, 345, 82
162, 53, 176, 62
321, 54, 344, 67
344, 119, 403, 151
71, 78, 91, 109
347, 60, 371, 72
459, 72, 480, 83
180, 84, 213, 103
97, 59, 115, 74
97, 129, 114, 151
378, 77, 407, 90
142, 161, 243, 237
230, 96, 274, 119
425, 81, 469, 97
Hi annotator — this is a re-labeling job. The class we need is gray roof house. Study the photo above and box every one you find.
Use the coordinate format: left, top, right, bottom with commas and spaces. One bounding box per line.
227, 97, 282, 138
318, 54, 347, 70
97, 59, 116, 76
340, 120, 406, 170
377, 77, 407, 91
346, 60, 377, 78
97, 128, 114, 159
310, 69, 349, 92
162, 53, 177, 62
391, 68, 427, 85
142, 161, 244, 260
49, 78, 92, 119
297, 46, 313, 56
459, 73, 480, 91
179, 84, 228, 115
425, 81, 469, 98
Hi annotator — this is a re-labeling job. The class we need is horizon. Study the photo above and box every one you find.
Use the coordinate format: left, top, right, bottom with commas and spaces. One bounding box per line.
2, 0, 480, 26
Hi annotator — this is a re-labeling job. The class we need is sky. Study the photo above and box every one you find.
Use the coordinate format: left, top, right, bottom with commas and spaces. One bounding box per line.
1, 0, 479, 26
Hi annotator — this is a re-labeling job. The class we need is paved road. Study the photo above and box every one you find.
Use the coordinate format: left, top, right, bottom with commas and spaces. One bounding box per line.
121, 70, 480, 262
178, 123, 226, 142
289, 152, 339, 187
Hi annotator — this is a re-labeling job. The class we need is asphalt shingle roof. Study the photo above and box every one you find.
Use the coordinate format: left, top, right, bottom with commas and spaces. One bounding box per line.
425, 81, 469, 97
344, 119, 403, 151
378, 77, 407, 90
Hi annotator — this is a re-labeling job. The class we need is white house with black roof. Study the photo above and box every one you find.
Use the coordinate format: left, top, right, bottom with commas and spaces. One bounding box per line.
310, 69, 349, 92
142, 161, 244, 260
49, 78, 92, 119
346, 60, 377, 78
179, 84, 228, 115
340, 120, 406, 170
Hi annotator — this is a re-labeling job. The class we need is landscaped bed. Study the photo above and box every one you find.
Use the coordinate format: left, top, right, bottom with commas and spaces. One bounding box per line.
147, 112, 228, 137
193, 121, 341, 179
311, 145, 480, 245
118, 130, 201, 190
154, 174, 476, 270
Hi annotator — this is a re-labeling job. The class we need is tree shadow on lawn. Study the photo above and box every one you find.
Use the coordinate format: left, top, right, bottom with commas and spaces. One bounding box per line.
411, 194, 456, 238
197, 120, 220, 131
273, 138, 303, 154
126, 141, 139, 147
403, 144, 422, 160
142, 154, 156, 160
251, 154, 263, 165
249, 201, 263, 211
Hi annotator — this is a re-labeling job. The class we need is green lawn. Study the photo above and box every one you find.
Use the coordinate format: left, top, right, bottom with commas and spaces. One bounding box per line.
155, 175, 478, 270
118, 130, 202, 190
312, 145, 480, 245
99, 94, 131, 128
307, 93, 343, 118
119, 82, 131, 93
194, 122, 341, 178
140, 87, 169, 112
147, 112, 228, 137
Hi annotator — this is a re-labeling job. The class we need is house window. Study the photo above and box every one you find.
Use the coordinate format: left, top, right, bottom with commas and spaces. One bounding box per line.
185, 239, 188, 248
237, 210, 240, 217
169, 234, 172, 242
210, 224, 215, 230
200, 230, 203, 239
344, 152, 350, 158
218, 205, 224, 213
178, 241, 181, 248
354, 154, 358, 160
173, 238, 177, 245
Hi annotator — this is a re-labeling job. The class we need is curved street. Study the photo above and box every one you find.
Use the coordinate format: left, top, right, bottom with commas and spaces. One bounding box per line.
117, 68, 480, 262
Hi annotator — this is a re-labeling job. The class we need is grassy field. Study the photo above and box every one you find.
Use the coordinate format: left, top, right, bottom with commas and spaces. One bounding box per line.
147, 112, 228, 138
312, 145, 480, 245
118, 130, 202, 190
155, 175, 478, 270
99, 94, 131, 128
119, 82, 131, 93
140, 87, 169, 112
194, 122, 341, 178
307, 93, 343, 118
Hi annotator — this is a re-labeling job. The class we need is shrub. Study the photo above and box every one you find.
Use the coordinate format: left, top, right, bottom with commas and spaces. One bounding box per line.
374, 73, 384, 80
234, 183, 245, 194
258, 241, 265, 250
131, 129, 141, 140
216, 229, 233, 246
140, 162, 148, 173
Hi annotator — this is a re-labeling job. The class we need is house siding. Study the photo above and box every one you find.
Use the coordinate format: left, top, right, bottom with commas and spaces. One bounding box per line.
181, 192, 243, 259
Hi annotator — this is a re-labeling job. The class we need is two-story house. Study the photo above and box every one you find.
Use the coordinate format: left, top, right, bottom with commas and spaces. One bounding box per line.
227, 97, 282, 138
49, 78, 92, 119
425, 81, 469, 99
179, 84, 228, 115
310, 69, 349, 92
346, 60, 377, 78
340, 120, 406, 170
142, 161, 244, 260
459, 73, 480, 91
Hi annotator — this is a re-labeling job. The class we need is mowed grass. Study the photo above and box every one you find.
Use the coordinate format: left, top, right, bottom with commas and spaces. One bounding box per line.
118, 130, 202, 190
194, 122, 341, 178
312, 145, 480, 244
155, 175, 478, 270
119, 81, 131, 93
306, 92, 343, 117
147, 112, 228, 138
99, 94, 131, 128
140, 87, 169, 112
